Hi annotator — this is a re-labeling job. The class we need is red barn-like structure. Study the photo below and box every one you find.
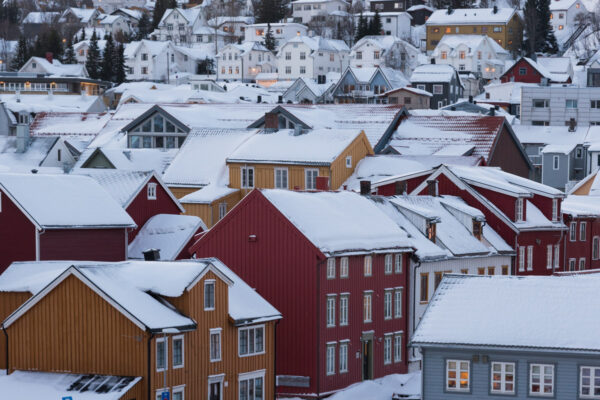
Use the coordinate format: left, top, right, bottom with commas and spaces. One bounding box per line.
190, 189, 413, 398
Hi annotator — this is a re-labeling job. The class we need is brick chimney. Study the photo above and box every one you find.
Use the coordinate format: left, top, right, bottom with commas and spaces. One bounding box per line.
45, 52, 53, 64
316, 176, 329, 191
264, 112, 279, 131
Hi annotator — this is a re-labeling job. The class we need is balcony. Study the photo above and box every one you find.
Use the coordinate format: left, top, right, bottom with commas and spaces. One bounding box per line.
352, 89, 372, 97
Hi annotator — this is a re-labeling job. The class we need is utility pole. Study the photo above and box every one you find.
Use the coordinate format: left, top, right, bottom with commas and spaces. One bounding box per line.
166, 52, 170, 84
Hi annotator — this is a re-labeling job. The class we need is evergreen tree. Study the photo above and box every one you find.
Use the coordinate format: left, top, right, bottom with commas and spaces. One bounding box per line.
168, 0, 177, 8
63, 38, 76, 64
31, 34, 44, 58
137, 13, 151, 40
46, 29, 64, 59
523, 0, 558, 56
537, 0, 558, 53
153, 0, 167, 30
355, 12, 368, 42
100, 34, 114, 81
80, 29, 86, 42
113, 42, 126, 83
9, 36, 28, 71
371, 10, 382, 35
263, 23, 276, 51
85, 30, 101, 79
255, 0, 287, 24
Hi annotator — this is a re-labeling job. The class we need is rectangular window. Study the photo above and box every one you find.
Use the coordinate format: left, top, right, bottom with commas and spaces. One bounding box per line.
434, 271, 444, 290
554, 245, 560, 269
241, 166, 255, 189
569, 258, 576, 271
395, 253, 402, 273
172, 386, 184, 400
210, 329, 221, 362
394, 333, 402, 362
147, 183, 157, 200
530, 364, 554, 396
384, 254, 392, 274
593, 237, 600, 260
299, 52, 306, 60
533, 99, 549, 108
491, 362, 515, 394
502, 265, 509, 275
204, 280, 215, 310
384, 290, 392, 320
552, 199, 558, 221
326, 258, 335, 279
591, 100, 600, 109
566, 99, 578, 108
340, 257, 349, 278
383, 334, 392, 365
394, 289, 402, 318
326, 343, 336, 375
570, 221, 577, 241
156, 337, 167, 371
300, 66, 306, 74
239, 373, 264, 400
172, 336, 184, 368
581, 366, 600, 397
516, 198, 524, 221
239, 325, 265, 356
433, 84, 443, 94
305, 168, 318, 190
488, 266, 495, 275
553, 155, 559, 170
326, 295, 336, 327
581, 221, 587, 241
493, 26, 502, 32
363, 292, 372, 323
580, 257, 586, 270
519, 247, 525, 272
364, 255, 372, 276
420, 273, 428, 303
446, 360, 470, 391
356, 51, 362, 60
519, 67, 527, 75
285, 66, 291, 74
339, 342, 348, 373
285, 52, 291, 60
527, 246, 533, 271
478, 267, 485, 275
339, 294, 348, 326
345, 156, 352, 168
274, 168, 288, 189
546, 245, 553, 269
218, 202, 227, 220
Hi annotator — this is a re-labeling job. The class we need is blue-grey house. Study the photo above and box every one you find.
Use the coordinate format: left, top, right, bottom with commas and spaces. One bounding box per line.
411, 273, 600, 399
331, 66, 408, 104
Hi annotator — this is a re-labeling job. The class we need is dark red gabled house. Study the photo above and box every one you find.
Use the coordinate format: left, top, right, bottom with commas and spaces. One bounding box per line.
500, 57, 571, 84
73, 169, 185, 241
0, 173, 136, 273
190, 189, 414, 398
373, 165, 567, 275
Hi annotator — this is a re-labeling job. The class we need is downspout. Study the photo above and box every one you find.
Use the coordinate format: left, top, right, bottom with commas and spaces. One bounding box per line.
315, 256, 326, 397
273, 319, 280, 398
147, 333, 154, 400
411, 256, 421, 361
3, 326, 8, 374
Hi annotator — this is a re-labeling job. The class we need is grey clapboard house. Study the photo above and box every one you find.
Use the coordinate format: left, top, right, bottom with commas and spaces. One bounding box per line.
410, 63, 464, 109
411, 273, 600, 399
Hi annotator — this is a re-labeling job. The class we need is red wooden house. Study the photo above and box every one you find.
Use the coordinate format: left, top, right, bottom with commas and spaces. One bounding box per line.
500, 57, 571, 84
0, 173, 136, 273
373, 165, 567, 275
74, 169, 185, 241
190, 189, 414, 398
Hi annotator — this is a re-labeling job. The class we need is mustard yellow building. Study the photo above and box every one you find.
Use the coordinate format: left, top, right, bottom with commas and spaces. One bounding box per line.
425, 8, 523, 53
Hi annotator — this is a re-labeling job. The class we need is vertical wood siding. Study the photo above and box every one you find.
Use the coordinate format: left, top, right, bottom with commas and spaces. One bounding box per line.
488, 127, 532, 179
329, 132, 374, 190
168, 187, 198, 199
228, 163, 330, 192
182, 190, 242, 228
0, 189, 37, 273
0, 292, 32, 369
40, 229, 127, 261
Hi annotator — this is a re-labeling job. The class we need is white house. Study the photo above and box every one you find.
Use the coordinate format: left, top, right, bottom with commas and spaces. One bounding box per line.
206, 16, 254, 43
19, 56, 89, 78
277, 35, 349, 80
216, 42, 275, 81
98, 14, 131, 37
292, 0, 349, 24
350, 35, 420, 75
430, 34, 510, 79
59, 7, 100, 27
356, 11, 412, 39
92, 0, 145, 14
154, 7, 204, 45
124, 40, 180, 82
74, 40, 108, 64
244, 22, 309, 48
550, 0, 587, 42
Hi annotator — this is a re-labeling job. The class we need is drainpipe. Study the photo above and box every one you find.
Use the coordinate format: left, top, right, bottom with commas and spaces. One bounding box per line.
273, 319, 280, 399
147, 333, 154, 400
2, 326, 8, 374
315, 256, 327, 397
411, 256, 421, 360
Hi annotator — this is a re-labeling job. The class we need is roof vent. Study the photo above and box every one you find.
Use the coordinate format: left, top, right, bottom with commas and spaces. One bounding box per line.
143, 249, 160, 261
360, 180, 372, 195
493, 5, 498, 13
568, 118, 577, 132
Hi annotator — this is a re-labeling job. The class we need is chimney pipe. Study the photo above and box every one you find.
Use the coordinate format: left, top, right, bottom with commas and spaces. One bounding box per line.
489, 107, 495, 116
493, 5, 498, 13
568, 118, 576, 132
143, 248, 161, 261
45, 52, 53, 64
360, 180, 371, 195
427, 179, 438, 196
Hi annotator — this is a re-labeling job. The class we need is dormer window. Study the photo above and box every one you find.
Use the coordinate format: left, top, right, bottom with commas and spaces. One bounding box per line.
472, 220, 482, 240
516, 198, 524, 222
427, 222, 436, 242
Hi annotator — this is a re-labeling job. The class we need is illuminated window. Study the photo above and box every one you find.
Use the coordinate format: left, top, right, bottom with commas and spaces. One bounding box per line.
491, 362, 515, 394
530, 364, 554, 395
446, 360, 470, 391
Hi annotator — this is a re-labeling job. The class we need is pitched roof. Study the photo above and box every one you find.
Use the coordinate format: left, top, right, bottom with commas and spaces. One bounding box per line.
410, 64, 460, 84
0, 173, 135, 229
281, 35, 350, 53
432, 34, 509, 56
21, 57, 88, 78
561, 194, 600, 217
30, 112, 111, 137
412, 274, 600, 353
260, 189, 413, 255
426, 7, 518, 25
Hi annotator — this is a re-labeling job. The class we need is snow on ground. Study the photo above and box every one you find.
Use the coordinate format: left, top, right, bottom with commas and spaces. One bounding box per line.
281, 373, 421, 400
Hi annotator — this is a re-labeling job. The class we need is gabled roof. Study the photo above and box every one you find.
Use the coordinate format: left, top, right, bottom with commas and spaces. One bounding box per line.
22, 11, 59, 24
568, 168, 600, 196
411, 274, 600, 353
410, 64, 461, 85
502, 57, 570, 83
0, 173, 135, 229
60, 7, 98, 23
562, 195, 600, 217
426, 7, 519, 25
279, 35, 350, 54
20, 57, 89, 78
158, 6, 202, 26
550, 0, 584, 11
30, 112, 112, 137
432, 34, 509, 57
352, 35, 416, 53
128, 214, 206, 260
77, 147, 178, 174
260, 189, 413, 255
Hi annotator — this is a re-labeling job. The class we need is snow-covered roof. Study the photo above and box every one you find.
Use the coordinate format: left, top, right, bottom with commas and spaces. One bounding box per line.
384, 86, 432, 97
0, 93, 103, 114
180, 184, 239, 204
98, 14, 122, 24
426, 7, 518, 25
280, 35, 350, 54
219, 41, 271, 56
76, 147, 177, 174
569, 168, 600, 196
128, 214, 206, 260
30, 112, 111, 137
550, 0, 583, 10
227, 128, 363, 165
0, 173, 135, 229
159, 6, 201, 26
432, 34, 509, 56
22, 11, 59, 24
505, 57, 570, 83
352, 35, 416, 53
0, 371, 141, 400
410, 64, 459, 84
345, 66, 409, 89
412, 273, 600, 352
261, 189, 413, 255
114, 8, 143, 20
562, 195, 600, 217
21, 57, 88, 78
407, 4, 434, 11
60, 7, 97, 23
477, 81, 536, 104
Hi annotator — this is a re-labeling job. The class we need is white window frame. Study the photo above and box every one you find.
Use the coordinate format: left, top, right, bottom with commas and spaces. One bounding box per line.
305, 168, 319, 190
326, 258, 335, 279
172, 335, 184, 369
238, 325, 265, 357
516, 198, 524, 222
238, 370, 265, 400
274, 167, 288, 189
552, 199, 558, 221
546, 245, 553, 269
581, 221, 587, 241
339, 294, 348, 326
156, 337, 168, 372
340, 257, 349, 278
326, 295, 336, 327
394, 333, 402, 362
363, 291, 372, 323
345, 156, 352, 168
569, 258, 577, 271
580, 257, 586, 270
530, 363, 554, 396
326, 343, 336, 375
433, 84, 443, 94
204, 280, 215, 311
218, 202, 227, 220
446, 359, 470, 392
147, 182, 157, 200
209, 328, 222, 362
172, 385, 185, 400
553, 155, 560, 170
593, 236, 600, 260
364, 255, 372, 276
394, 288, 403, 318
395, 253, 402, 273
554, 245, 560, 269
491, 361, 516, 394
384, 290, 392, 320
570, 221, 577, 241
527, 246, 533, 271
519, 246, 525, 272
339, 341, 349, 373
241, 166, 255, 189
580, 366, 600, 398
383, 334, 392, 365
384, 254, 393, 274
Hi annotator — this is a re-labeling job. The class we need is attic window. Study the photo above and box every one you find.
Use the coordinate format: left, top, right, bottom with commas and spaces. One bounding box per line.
515, 198, 524, 222
147, 183, 157, 200
427, 222, 436, 242
345, 156, 352, 168
473, 220, 482, 240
